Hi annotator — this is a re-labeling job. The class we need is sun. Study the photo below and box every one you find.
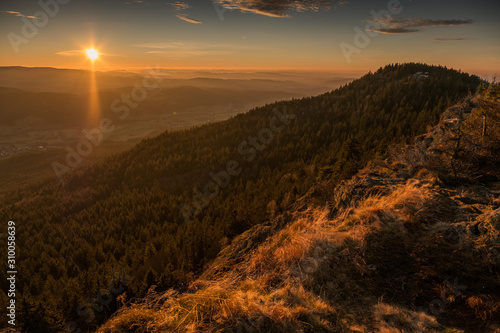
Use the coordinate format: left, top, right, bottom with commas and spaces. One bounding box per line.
85, 48, 99, 60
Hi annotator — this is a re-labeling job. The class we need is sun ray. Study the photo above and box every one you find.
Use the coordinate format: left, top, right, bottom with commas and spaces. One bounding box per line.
86, 47, 100, 125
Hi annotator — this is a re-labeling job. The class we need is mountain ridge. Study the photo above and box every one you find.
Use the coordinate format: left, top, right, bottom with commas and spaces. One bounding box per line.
0, 63, 486, 332
98, 83, 500, 333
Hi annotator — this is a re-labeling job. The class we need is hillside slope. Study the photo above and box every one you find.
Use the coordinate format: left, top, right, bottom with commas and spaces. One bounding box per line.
0, 63, 483, 332
98, 85, 500, 332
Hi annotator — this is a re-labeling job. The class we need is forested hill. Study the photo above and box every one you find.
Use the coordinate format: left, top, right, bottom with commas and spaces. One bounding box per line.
0, 63, 482, 332
98, 82, 500, 333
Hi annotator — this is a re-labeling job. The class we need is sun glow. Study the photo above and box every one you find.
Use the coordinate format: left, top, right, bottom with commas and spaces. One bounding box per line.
86, 48, 99, 60
85, 46, 100, 125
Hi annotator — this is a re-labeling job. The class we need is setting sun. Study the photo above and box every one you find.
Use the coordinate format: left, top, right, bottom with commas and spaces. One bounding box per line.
85, 48, 99, 60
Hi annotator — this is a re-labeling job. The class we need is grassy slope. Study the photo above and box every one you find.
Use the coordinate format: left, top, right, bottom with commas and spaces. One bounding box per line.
98, 89, 500, 332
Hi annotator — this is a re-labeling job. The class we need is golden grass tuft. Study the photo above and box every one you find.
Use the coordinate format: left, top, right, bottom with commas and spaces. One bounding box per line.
466, 295, 500, 321
373, 303, 440, 333
98, 307, 159, 333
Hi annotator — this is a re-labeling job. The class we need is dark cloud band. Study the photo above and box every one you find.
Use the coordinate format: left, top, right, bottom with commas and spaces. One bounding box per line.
214, 0, 345, 17
367, 17, 473, 34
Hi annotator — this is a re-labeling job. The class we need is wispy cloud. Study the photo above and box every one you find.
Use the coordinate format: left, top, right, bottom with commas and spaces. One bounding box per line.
176, 14, 202, 24
134, 41, 245, 57
169, 1, 190, 11
214, 0, 346, 18
167, 1, 201, 24
134, 42, 175, 49
125, 0, 150, 5
432, 37, 477, 42
0, 10, 39, 19
146, 50, 229, 56
55, 50, 84, 56
367, 17, 474, 34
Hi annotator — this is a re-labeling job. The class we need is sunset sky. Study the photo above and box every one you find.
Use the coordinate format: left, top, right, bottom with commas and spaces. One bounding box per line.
0, 0, 499, 77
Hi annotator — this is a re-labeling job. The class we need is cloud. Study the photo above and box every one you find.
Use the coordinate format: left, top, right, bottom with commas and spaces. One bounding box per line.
134, 42, 175, 49
125, 0, 150, 4
369, 27, 418, 34
176, 14, 202, 24
168, 2, 199, 24
56, 50, 84, 56
0, 10, 39, 19
133, 41, 245, 57
214, 0, 345, 18
169, 1, 190, 11
367, 17, 474, 34
432, 37, 477, 42
146, 49, 229, 56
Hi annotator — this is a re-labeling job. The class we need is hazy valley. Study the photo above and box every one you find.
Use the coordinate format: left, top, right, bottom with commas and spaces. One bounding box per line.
0, 66, 353, 194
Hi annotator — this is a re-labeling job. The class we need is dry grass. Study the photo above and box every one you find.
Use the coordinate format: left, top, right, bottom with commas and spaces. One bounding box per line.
99, 94, 500, 333
99, 169, 500, 332
336, 179, 435, 245
98, 307, 159, 333
373, 303, 441, 333
466, 295, 500, 321
99, 178, 448, 333
100, 280, 339, 332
